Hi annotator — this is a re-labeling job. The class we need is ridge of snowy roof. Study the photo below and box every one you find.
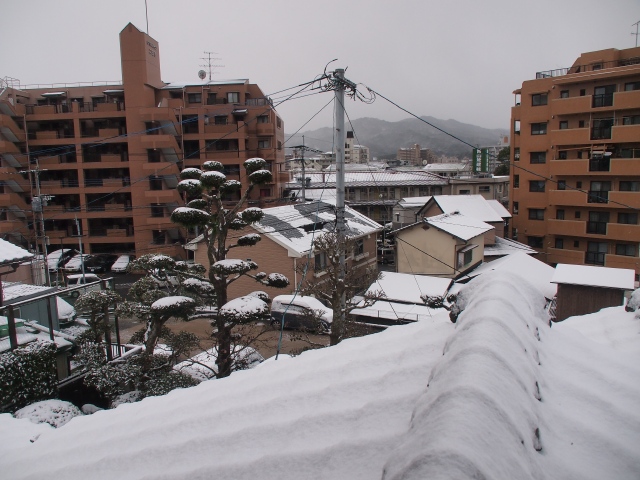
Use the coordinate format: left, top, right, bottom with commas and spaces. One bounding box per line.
3, 269, 639, 479
551, 264, 635, 290
366, 272, 452, 304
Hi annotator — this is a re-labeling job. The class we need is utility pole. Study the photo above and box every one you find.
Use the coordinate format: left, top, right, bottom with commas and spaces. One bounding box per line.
200, 52, 224, 81
289, 137, 322, 201
334, 68, 347, 327
74, 216, 86, 282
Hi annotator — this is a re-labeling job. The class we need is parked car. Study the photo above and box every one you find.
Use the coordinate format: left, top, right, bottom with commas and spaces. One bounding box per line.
270, 295, 333, 333
47, 249, 76, 273
85, 254, 118, 273
64, 273, 107, 298
56, 296, 77, 326
174, 345, 264, 382
63, 254, 93, 273
110, 254, 133, 273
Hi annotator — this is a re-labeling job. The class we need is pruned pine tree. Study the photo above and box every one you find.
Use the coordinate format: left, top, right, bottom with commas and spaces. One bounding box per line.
170, 157, 290, 378
74, 290, 122, 344
296, 232, 384, 346
117, 254, 206, 353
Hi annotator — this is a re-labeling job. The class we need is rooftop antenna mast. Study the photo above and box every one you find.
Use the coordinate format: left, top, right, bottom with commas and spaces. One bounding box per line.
633, 20, 640, 47
200, 51, 225, 81
145, 0, 149, 34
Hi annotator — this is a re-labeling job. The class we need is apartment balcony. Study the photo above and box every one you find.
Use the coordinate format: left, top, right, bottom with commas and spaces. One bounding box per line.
140, 134, 180, 151
550, 158, 640, 176
546, 248, 583, 266
551, 96, 592, 116
144, 189, 182, 201
550, 127, 590, 145
613, 89, 640, 110
0, 115, 26, 142
547, 219, 584, 237
548, 188, 588, 207
146, 216, 175, 227
0, 218, 27, 234
0, 192, 30, 212
139, 107, 177, 123
82, 153, 128, 166
605, 253, 640, 271
84, 178, 131, 189
35, 154, 77, 166
255, 123, 275, 136
612, 124, 640, 143
0, 139, 21, 154
609, 191, 640, 209
89, 228, 134, 239
142, 162, 180, 176
607, 222, 640, 240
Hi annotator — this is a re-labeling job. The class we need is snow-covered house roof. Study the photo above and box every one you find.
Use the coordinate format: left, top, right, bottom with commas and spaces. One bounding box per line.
252, 200, 382, 257
486, 199, 512, 219
418, 194, 505, 223
367, 272, 451, 304
162, 79, 249, 89
3, 268, 639, 479
2, 282, 56, 303
396, 196, 431, 208
0, 239, 33, 266
483, 236, 537, 258
421, 212, 494, 242
551, 264, 635, 290
422, 162, 469, 172
287, 171, 447, 189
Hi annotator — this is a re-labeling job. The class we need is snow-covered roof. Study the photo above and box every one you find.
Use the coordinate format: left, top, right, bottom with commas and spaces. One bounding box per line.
351, 300, 445, 323
551, 264, 635, 290
396, 196, 431, 208
288, 170, 447, 189
486, 199, 512, 218
3, 269, 639, 479
424, 212, 494, 241
1, 282, 55, 303
253, 200, 382, 257
422, 162, 469, 171
458, 251, 557, 299
0, 239, 33, 266
419, 194, 505, 223
367, 272, 451, 304
162, 79, 248, 89
483, 236, 537, 257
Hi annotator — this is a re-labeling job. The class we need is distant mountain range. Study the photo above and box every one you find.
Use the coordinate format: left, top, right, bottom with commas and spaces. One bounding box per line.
286, 116, 508, 160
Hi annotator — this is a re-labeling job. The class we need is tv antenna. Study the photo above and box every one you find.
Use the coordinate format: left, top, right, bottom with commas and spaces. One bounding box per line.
633, 20, 640, 47
200, 51, 224, 81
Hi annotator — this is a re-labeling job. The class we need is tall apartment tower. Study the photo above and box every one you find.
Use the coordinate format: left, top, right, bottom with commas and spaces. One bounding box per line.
0, 23, 284, 259
510, 47, 640, 279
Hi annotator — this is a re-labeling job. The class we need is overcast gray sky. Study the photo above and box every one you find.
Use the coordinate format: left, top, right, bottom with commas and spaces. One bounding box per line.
2, 0, 638, 135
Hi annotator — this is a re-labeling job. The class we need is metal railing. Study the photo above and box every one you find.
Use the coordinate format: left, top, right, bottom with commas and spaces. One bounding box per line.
536, 57, 640, 79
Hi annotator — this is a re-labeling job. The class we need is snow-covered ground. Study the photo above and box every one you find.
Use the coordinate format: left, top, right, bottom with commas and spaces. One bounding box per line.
1, 270, 639, 479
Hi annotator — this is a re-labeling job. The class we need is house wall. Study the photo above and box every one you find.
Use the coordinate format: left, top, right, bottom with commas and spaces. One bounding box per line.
396, 225, 485, 278
554, 283, 626, 321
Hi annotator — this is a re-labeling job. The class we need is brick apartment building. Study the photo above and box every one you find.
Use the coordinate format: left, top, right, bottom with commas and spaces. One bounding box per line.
0, 23, 285, 259
510, 47, 640, 280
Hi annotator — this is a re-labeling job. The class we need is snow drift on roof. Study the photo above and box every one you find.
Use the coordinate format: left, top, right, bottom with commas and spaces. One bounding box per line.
424, 212, 493, 241
367, 272, 451, 304
421, 194, 505, 222
0, 239, 33, 266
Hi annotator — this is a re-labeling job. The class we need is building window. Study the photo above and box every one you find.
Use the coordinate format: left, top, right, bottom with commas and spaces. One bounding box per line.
586, 241, 608, 265
353, 239, 364, 257
150, 204, 164, 218
257, 115, 269, 124
588, 181, 611, 203
618, 212, 638, 224
593, 85, 615, 107
622, 115, 640, 125
514, 147, 520, 161
152, 230, 166, 245
560, 90, 569, 98
187, 93, 201, 104
587, 211, 609, 235
527, 236, 544, 249
577, 151, 583, 159
457, 246, 475, 269
574, 240, 580, 248
531, 123, 547, 135
207, 93, 217, 105
616, 244, 637, 257
620, 181, 640, 191
575, 211, 581, 219
147, 149, 161, 163
580, 89, 586, 96
314, 252, 328, 272
589, 152, 610, 172
514, 175, 519, 188
276, 117, 282, 128
260, 188, 271, 197
258, 138, 271, 149
512, 201, 519, 215
579, 120, 585, 128
555, 238, 564, 249
559, 121, 568, 130
227, 92, 239, 104
277, 141, 282, 150
479, 186, 490, 193
530, 152, 546, 164
532, 93, 548, 106
625, 81, 640, 91
556, 209, 565, 220
149, 176, 163, 191
576, 181, 582, 189
529, 209, 545, 220
557, 180, 566, 190
460, 189, 470, 195
529, 180, 545, 192
591, 118, 613, 140
214, 115, 227, 125
558, 151, 568, 160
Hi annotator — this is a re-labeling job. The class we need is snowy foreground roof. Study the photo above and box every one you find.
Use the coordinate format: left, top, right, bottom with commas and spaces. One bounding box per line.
0, 239, 33, 266
3, 269, 639, 479
551, 263, 635, 290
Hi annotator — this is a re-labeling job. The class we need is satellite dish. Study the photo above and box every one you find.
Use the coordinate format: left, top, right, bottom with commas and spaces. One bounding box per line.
422, 160, 428, 165
198, 70, 207, 80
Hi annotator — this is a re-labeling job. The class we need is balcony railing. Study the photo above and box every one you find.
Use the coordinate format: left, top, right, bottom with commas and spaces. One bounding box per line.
589, 158, 610, 172
536, 57, 640, 79
587, 190, 609, 203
